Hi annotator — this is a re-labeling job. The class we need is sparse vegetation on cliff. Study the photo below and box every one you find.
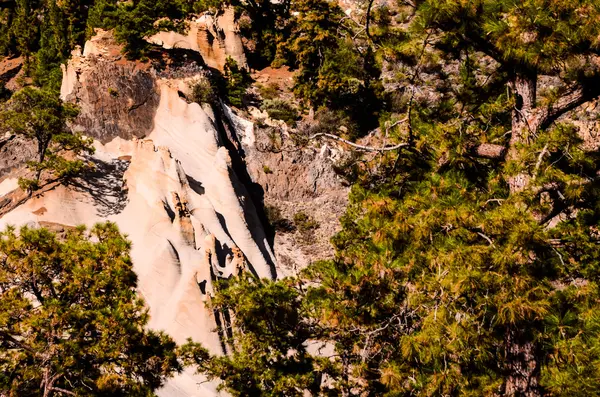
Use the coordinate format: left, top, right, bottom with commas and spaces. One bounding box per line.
261, 99, 298, 126
189, 75, 215, 105
223, 57, 252, 108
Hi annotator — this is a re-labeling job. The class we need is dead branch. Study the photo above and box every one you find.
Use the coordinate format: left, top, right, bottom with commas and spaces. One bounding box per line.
532, 144, 548, 180
49, 387, 76, 396
541, 78, 600, 130
308, 133, 411, 152
472, 143, 506, 159
476, 232, 495, 247
365, 0, 375, 41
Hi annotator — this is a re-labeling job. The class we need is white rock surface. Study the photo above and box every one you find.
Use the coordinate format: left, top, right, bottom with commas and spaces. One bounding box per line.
0, 77, 275, 397
149, 8, 247, 71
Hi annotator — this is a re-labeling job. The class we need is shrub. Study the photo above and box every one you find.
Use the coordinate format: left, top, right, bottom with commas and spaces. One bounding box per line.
189, 77, 215, 104
258, 82, 279, 100
293, 211, 319, 232
224, 57, 252, 108
294, 108, 356, 146
265, 204, 294, 232
261, 99, 298, 126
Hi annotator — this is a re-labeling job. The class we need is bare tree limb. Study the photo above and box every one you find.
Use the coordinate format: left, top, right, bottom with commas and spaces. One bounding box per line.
308, 133, 411, 152
472, 143, 506, 159
532, 144, 548, 180
541, 78, 600, 130
49, 387, 76, 396
0, 330, 36, 354
365, 0, 375, 41
476, 232, 495, 247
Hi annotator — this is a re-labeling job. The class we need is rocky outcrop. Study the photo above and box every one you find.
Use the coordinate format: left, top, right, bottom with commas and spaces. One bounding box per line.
0, 30, 275, 396
0, 24, 348, 396
66, 59, 159, 142
0, 134, 36, 179
224, 108, 349, 274
149, 8, 247, 71
61, 32, 160, 143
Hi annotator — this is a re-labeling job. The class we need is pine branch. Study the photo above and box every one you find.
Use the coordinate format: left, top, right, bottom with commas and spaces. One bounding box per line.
457, 29, 504, 64
540, 77, 600, 130
0, 330, 36, 354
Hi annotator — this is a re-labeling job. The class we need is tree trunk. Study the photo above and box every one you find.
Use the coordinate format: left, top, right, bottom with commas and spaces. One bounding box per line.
35, 138, 49, 186
507, 72, 540, 193
504, 72, 543, 397
504, 328, 541, 397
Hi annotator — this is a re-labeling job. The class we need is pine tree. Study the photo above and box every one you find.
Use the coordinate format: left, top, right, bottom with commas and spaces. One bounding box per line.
10, 0, 40, 70
180, 274, 335, 396
112, 0, 189, 58
279, 0, 382, 129
0, 222, 180, 396
185, 1, 600, 396
0, 87, 94, 191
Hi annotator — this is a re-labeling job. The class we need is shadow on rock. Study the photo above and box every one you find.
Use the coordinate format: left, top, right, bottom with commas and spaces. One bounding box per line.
69, 157, 130, 217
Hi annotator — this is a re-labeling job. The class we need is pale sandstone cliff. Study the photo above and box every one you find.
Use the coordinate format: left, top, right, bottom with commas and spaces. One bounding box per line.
148, 8, 247, 71
0, 25, 347, 396
0, 33, 265, 396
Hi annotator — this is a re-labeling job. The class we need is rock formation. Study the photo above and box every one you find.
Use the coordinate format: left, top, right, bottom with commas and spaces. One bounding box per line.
228, 106, 349, 274
0, 22, 347, 396
0, 30, 271, 396
148, 8, 247, 71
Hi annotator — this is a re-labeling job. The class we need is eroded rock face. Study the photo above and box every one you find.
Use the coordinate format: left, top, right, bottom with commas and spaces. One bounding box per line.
0, 134, 37, 179
1, 31, 274, 397
68, 60, 159, 143
148, 8, 247, 71
0, 23, 348, 396
223, 108, 350, 274
61, 36, 160, 143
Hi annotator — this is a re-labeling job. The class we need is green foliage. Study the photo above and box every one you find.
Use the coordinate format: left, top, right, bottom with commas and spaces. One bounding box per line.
261, 98, 298, 126
278, 0, 382, 129
257, 82, 279, 100
11, 0, 40, 67
111, 0, 188, 58
184, 1, 600, 396
293, 211, 318, 233
85, 0, 118, 39
33, 0, 92, 90
0, 0, 96, 90
219, 0, 292, 67
189, 0, 223, 13
223, 57, 251, 108
0, 0, 192, 78
189, 76, 215, 104
0, 87, 94, 191
180, 274, 335, 396
2, 0, 600, 395
0, 222, 180, 395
